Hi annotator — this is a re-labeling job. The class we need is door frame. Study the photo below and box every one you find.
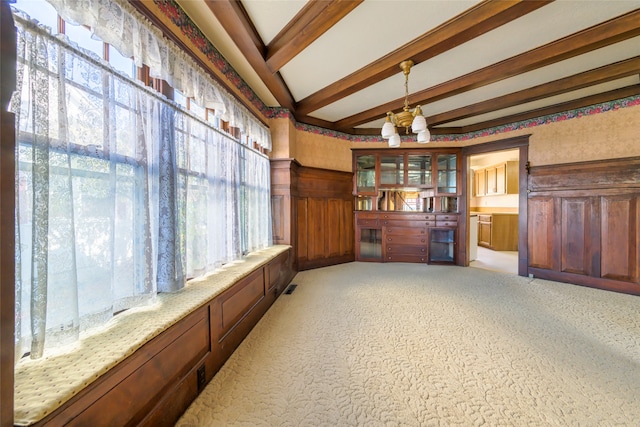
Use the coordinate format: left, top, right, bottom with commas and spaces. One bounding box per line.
462, 135, 530, 276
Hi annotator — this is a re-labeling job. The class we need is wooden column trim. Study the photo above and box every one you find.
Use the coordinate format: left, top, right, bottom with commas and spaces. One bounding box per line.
1, 0, 16, 424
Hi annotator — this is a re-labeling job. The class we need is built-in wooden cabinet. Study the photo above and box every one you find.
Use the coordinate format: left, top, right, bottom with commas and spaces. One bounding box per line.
474, 161, 518, 196
477, 213, 519, 251
352, 148, 462, 265
527, 156, 640, 295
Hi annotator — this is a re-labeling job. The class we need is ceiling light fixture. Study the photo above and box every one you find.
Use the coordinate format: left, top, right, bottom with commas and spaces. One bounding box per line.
381, 60, 430, 147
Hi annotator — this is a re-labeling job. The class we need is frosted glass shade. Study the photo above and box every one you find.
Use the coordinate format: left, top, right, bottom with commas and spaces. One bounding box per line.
388, 133, 401, 147
417, 129, 431, 143
381, 119, 395, 139
411, 114, 427, 132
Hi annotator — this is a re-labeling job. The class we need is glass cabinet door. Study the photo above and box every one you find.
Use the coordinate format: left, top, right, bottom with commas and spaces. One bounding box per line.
359, 228, 382, 259
437, 154, 457, 194
429, 228, 455, 263
355, 154, 376, 194
407, 154, 432, 187
380, 155, 404, 186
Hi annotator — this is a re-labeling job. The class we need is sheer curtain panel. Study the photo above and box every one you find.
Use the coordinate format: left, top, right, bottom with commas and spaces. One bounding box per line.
12, 11, 273, 360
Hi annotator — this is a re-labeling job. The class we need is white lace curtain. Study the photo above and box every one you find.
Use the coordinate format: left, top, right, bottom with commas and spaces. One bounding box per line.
45, 0, 272, 150
12, 12, 272, 361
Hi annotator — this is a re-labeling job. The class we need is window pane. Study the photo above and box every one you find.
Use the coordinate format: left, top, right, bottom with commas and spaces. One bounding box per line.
15, 0, 58, 32
174, 90, 188, 109
190, 99, 205, 120
109, 45, 134, 79
65, 23, 104, 59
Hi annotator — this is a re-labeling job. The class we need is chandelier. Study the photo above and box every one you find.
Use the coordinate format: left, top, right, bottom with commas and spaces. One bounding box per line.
380, 60, 430, 147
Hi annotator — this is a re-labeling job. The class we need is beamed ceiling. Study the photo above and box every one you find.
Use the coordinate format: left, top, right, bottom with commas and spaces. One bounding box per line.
173, 0, 640, 136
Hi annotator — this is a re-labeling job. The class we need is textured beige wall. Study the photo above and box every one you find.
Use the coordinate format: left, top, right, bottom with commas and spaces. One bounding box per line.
271, 103, 640, 170
268, 117, 296, 160
291, 129, 354, 172
450, 103, 640, 166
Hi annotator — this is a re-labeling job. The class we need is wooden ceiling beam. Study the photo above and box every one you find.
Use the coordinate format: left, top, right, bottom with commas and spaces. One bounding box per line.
427, 56, 640, 127
442, 84, 640, 135
265, 0, 363, 73
295, 0, 553, 117
204, 0, 296, 111
334, 9, 640, 130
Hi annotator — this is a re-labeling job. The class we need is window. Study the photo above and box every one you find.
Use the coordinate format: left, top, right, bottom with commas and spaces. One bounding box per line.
11, 1, 272, 359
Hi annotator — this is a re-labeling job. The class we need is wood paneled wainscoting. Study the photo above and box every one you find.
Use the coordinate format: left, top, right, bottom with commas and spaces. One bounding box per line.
528, 157, 640, 295
13, 247, 295, 426
271, 159, 355, 271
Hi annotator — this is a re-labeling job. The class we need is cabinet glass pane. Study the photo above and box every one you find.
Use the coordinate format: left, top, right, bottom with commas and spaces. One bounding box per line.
380, 155, 403, 185
359, 228, 382, 259
407, 154, 432, 186
429, 228, 455, 262
356, 155, 376, 193
437, 154, 457, 193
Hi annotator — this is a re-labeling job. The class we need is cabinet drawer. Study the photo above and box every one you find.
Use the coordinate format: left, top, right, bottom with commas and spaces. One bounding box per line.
436, 214, 458, 222
356, 212, 379, 219
386, 234, 427, 245
478, 215, 492, 223
386, 254, 428, 263
385, 226, 426, 236
387, 244, 427, 255
382, 219, 433, 227
381, 219, 413, 226
357, 218, 378, 226
436, 221, 458, 227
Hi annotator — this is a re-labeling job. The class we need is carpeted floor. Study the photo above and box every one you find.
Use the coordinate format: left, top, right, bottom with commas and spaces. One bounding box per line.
176, 262, 640, 426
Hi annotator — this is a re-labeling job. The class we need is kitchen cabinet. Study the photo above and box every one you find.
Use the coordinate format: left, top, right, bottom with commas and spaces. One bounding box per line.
477, 213, 518, 251
474, 161, 518, 196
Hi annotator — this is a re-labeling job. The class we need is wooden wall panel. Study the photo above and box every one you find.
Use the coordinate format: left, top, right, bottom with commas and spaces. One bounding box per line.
74, 314, 210, 427
528, 156, 640, 295
219, 269, 265, 338
271, 194, 285, 242
272, 161, 354, 270
296, 198, 308, 262
341, 198, 354, 256
307, 197, 327, 261
327, 198, 342, 258
560, 197, 595, 276
528, 197, 556, 270
601, 195, 638, 282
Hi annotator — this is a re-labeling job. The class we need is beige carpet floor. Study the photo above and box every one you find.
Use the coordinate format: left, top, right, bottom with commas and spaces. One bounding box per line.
177, 262, 640, 426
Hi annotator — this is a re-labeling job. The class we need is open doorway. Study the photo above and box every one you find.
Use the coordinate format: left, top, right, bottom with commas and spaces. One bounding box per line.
468, 149, 519, 275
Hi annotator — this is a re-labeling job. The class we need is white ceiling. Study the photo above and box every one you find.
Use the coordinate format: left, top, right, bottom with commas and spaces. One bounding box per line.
176, 0, 640, 134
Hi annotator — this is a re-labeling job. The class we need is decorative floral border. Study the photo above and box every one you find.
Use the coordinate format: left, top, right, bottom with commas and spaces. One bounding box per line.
289, 95, 640, 143
153, 0, 271, 118
152, 1, 639, 143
